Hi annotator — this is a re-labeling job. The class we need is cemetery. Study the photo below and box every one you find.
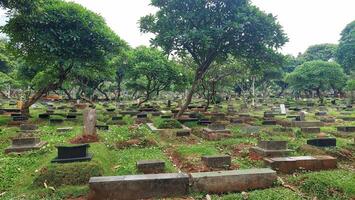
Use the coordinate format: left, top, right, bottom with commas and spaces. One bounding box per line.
0, 0, 354, 200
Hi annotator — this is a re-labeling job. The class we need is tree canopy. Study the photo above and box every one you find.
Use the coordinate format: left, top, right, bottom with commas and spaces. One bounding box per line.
336, 20, 355, 74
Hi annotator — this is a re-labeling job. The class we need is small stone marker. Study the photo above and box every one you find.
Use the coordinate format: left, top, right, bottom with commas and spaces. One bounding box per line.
337, 126, 355, 132
136, 160, 165, 174
262, 120, 277, 125
176, 130, 190, 137
299, 111, 305, 121
57, 127, 73, 133
83, 108, 97, 135
201, 155, 231, 168
20, 124, 38, 132
301, 127, 321, 133
89, 173, 189, 200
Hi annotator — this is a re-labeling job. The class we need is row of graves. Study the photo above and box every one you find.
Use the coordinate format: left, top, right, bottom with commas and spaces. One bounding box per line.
1, 98, 353, 199
89, 101, 350, 199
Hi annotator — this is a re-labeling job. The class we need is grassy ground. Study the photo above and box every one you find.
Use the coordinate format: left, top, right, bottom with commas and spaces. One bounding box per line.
0, 100, 354, 200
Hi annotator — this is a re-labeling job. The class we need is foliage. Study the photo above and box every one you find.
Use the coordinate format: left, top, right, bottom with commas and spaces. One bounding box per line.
286, 60, 347, 100
288, 170, 355, 200
300, 43, 338, 62
140, 0, 288, 115
126, 46, 186, 102
33, 162, 103, 187
155, 118, 182, 129
336, 20, 355, 74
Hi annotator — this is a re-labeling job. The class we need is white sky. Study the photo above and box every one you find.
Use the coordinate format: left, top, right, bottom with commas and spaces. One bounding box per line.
1, 0, 355, 56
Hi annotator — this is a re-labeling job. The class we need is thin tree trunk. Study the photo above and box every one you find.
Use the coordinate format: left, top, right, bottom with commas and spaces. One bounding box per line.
62, 88, 73, 100
252, 76, 255, 106
177, 75, 199, 117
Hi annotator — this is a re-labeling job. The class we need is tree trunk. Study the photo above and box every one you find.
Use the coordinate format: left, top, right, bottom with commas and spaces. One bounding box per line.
62, 88, 73, 100
0, 91, 9, 99
177, 75, 200, 117
97, 87, 109, 101
252, 76, 256, 106
21, 87, 49, 116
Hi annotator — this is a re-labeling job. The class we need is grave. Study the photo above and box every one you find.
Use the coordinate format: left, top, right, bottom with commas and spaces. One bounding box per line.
264, 155, 337, 174
136, 160, 165, 174
176, 129, 190, 137
250, 141, 293, 157
307, 138, 336, 147
134, 112, 149, 124
301, 127, 321, 133
12, 115, 28, 122
262, 120, 277, 125
202, 123, 232, 141
5, 136, 47, 153
190, 168, 277, 194
38, 113, 50, 119
315, 111, 327, 116
52, 144, 93, 163
20, 124, 38, 132
49, 118, 64, 125
89, 173, 189, 200
83, 109, 97, 135
197, 118, 212, 126
337, 126, 355, 132
292, 121, 322, 128
201, 155, 231, 168
96, 125, 109, 130
57, 127, 73, 133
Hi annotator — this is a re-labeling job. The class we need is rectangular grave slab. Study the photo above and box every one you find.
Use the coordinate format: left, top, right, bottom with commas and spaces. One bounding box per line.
136, 160, 165, 174
251, 141, 293, 157
89, 173, 189, 200
39, 113, 50, 119
264, 156, 337, 174
202, 128, 232, 141
292, 121, 322, 128
190, 168, 277, 194
201, 155, 231, 168
52, 144, 92, 163
262, 120, 277, 125
307, 138, 336, 147
57, 127, 73, 133
12, 116, 28, 122
176, 130, 190, 137
5, 137, 47, 154
337, 126, 355, 132
20, 124, 38, 131
96, 125, 109, 130
301, 127, 321, 133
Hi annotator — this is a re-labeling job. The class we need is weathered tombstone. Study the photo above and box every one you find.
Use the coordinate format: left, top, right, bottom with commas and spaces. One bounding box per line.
250, 141, 293, 157
299, 111, 305, 121
83, 109, 97, 135
201, 155, 231, 168
57, 127, 73, 133
5, 136, 47, 153
52, 144, 93, 163
136, 160, 165, 174
176, 130, 190, 137
301, 127, 321, 133
96, 125, 109, 130
20, 124, 38, 132
202, 122, 232, 141
307, 138, 336, 147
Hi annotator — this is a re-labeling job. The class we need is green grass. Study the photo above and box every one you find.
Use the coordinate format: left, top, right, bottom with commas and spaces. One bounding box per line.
211, 187, 301, 200
288, 170, 355, 200
176, 143, 218, 156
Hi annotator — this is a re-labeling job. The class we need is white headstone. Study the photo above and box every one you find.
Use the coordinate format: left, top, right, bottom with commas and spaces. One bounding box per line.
280, 104, 286, 114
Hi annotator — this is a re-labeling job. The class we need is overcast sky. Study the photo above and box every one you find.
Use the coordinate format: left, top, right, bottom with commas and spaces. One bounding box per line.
1, 0, 355, 56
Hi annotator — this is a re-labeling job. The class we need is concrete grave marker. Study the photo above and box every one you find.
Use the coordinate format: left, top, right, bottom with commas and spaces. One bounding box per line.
83, 109, 97, 135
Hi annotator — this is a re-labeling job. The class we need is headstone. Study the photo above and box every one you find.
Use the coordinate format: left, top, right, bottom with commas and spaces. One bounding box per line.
176, 130, 190, 137
307, 138, 336, 147
136, 160, 165, 174
280, 104, 286, 114
301, 127, 321, 133
52, 144, 93, 163
57, 127, 73, 133
83, 109, 97, 135
201, 155, 231, 168
299, 112, 305, 121
5, 136, 47, 153
250, 141, 293, 157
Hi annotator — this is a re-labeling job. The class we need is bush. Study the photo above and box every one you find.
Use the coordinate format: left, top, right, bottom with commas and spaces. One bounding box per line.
156, 119, 182, 129
33, 162, 103, 187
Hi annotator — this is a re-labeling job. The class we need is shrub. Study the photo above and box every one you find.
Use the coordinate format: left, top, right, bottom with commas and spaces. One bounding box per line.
33, 162, 103, 187
156, 119, 182, 129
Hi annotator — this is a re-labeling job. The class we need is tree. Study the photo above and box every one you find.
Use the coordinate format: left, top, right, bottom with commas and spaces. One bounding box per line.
345, 77, 355, 103
198, 57, 240, 110
286, 60, 347, 103
300, 43, 338, 62
140, 0, 288, 117
336, 20, 355, 74
126, 46, 185, 105
1, 0, 126, 115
